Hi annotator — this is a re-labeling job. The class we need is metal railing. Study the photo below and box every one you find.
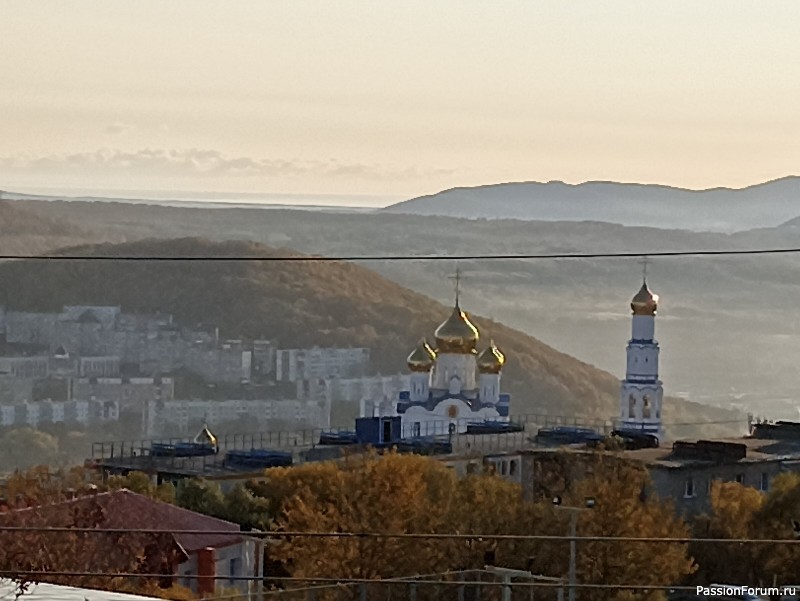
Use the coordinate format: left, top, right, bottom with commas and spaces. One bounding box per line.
90, 411, 750, 466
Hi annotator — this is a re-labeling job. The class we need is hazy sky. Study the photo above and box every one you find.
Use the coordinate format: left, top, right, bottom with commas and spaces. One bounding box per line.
2, 1, 800, 202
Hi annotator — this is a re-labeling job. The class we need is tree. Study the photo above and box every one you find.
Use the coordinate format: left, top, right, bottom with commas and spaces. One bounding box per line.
108, 471, 176, 504
1, 465, 103, 507
750, 473, 800, 585
265, 451, 463, 580
690, 481, 764, 585
532, 454, 696, 601
175, 478, 226, 517
0, 429, 60, 471
174, 479, 271, 530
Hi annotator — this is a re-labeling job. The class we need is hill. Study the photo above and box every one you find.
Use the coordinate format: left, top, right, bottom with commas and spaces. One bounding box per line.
0, 237, 743, 436
2, 200, 764, 427
0, 238, 613, 418
0, 200, 112, 255
382, 176, 800, 232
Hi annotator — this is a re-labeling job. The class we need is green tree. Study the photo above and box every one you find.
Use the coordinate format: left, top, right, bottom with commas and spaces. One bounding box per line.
175, 478, 227, 517
0, 429, 60, 470
108, 471, 176, 504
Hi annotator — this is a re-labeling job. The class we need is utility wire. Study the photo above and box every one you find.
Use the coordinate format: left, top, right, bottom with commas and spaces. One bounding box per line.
0, 571, 751, 590
0, 527, 795, 544
2, 247, 800, 262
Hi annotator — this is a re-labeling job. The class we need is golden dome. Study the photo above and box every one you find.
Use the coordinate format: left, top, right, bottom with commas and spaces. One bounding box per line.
194, 424, 218, 449
477, 340, 505, 374
434, 303, 480, 354
407, 338, 437, 372
631, 282, 658, 316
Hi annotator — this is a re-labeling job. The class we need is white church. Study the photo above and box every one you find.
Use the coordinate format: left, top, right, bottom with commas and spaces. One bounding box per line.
618, 277, 664, 438
360, 292, 510, 438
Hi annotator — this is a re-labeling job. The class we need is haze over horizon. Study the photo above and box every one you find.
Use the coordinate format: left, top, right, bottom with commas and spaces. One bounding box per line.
2, 1, 799, 199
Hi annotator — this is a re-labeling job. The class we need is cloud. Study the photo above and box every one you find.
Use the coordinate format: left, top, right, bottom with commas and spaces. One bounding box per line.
0, 148, 458, 181
105, 122, 136, 135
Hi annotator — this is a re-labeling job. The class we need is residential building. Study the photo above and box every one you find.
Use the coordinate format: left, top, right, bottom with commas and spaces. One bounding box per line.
143, 398, 331, 437
275, 347, 370, 382
0, 489, 262, 597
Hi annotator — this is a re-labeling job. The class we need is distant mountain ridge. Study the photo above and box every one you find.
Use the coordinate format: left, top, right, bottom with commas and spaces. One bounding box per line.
383, 176, 800, 232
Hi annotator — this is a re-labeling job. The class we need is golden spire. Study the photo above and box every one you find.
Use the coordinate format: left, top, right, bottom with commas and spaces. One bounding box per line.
407, 338, 437, 372
477, 339, 505, 374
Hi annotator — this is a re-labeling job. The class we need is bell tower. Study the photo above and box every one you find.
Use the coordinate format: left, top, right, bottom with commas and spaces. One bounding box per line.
619, 265, 664, 438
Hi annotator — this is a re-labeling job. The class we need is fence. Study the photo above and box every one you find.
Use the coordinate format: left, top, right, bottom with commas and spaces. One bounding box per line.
239, 571, 566, 601
90, 413, 623, 460
90, 411, 750, 470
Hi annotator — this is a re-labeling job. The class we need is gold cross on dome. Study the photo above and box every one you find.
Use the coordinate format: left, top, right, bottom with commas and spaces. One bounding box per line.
448, 267, 463, 305
638, 256, 651, 283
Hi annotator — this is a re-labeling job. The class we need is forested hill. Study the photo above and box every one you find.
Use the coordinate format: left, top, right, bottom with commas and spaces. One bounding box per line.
0, 237, 622, 418
0, 200, 117, 255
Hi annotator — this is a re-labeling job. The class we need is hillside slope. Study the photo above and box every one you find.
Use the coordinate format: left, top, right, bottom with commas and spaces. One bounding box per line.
0, 200, 120, 255
0, 237, 627, 418
383, 177, 800, 232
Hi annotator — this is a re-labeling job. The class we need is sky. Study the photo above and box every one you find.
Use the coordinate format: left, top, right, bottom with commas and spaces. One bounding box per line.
2, 1, 800, 204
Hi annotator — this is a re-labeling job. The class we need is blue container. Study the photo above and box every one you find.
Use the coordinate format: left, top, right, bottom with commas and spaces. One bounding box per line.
224, 449, 293, 469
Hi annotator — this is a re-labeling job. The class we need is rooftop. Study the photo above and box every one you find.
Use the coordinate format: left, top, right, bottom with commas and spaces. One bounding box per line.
4, 489, 245, 554
0, 580, 164, 601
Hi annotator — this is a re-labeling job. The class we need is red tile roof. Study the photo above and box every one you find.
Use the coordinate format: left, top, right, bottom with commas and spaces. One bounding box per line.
4, 489, 244, 556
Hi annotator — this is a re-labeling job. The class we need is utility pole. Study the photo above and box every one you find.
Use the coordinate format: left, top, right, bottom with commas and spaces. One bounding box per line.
552, 496, 596, 601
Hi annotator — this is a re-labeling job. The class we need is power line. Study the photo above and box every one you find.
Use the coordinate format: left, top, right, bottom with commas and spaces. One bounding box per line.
0, 571, 749, 591
0, 527, 796, 544
3, 247, 800, 262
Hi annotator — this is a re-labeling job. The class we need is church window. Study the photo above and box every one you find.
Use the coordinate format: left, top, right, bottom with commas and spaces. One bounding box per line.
760, 473, 769, 491
509, 460, 518, 476
642, 395, 651, 419
500, 461, 507, 476
735, 473, 745, 485
684, 478, 696, 498
413, 422, 421, 437
628, 394, 636, 418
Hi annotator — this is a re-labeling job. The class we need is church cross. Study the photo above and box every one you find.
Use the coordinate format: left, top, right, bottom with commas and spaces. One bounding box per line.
448, 267, 463, 306
638, 256, 651, 283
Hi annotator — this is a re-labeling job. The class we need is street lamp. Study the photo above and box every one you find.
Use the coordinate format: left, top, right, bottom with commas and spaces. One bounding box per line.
552, 496, 596, 601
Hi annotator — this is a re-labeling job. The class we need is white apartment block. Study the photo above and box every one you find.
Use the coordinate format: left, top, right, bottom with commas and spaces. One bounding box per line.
144, 398, 332, 437
275, 347, 370, 382
0, 400, 120, 428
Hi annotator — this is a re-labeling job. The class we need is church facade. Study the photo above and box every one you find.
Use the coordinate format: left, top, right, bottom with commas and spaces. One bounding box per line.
618, 279, 664, 437
360, 297, 510, 438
